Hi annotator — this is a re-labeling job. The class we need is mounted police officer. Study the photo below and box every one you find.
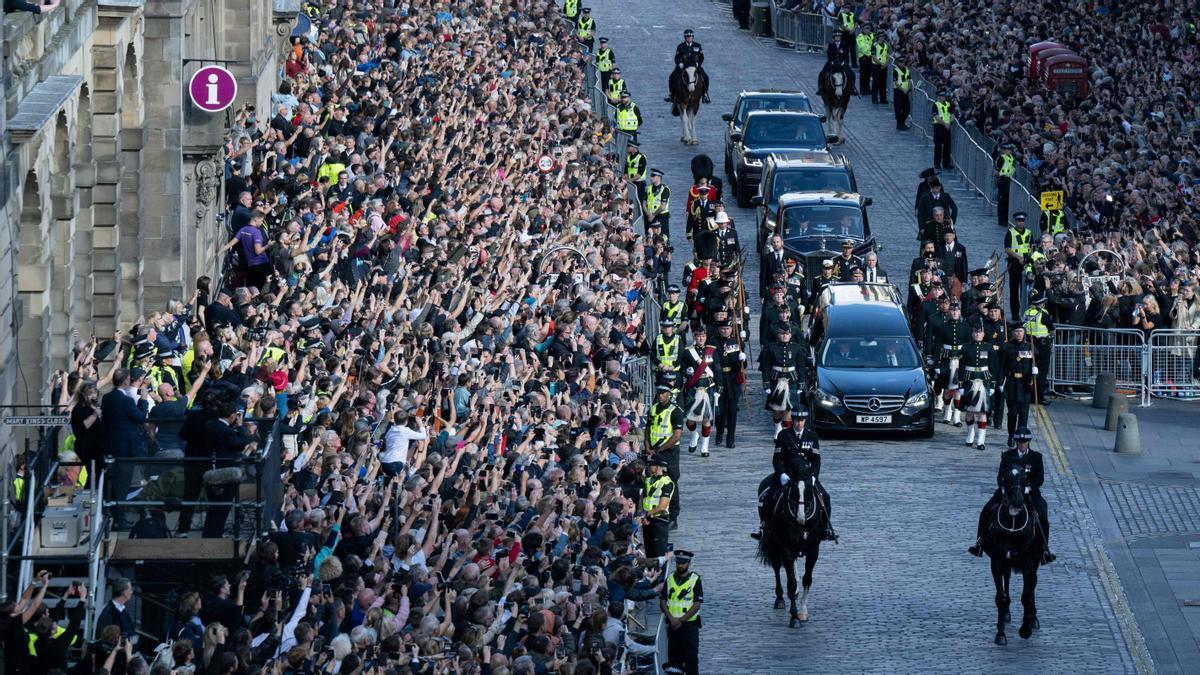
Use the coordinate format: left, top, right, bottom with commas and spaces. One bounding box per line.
960, 321, 1000, 450
969, 427, 1056, 564
641, 454, 675, 556
761, 323, 806, 439
753, 405, 836, 542
681, 329, 720, 458
661, 549, 702, 675
1002, 323, 1035, 448
711, 319, 745, 448
666, 30, 708, 102
647, 385, 683, 529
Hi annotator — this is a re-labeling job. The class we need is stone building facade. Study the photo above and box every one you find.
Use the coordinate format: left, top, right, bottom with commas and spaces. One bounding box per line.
0, 0, 292, 455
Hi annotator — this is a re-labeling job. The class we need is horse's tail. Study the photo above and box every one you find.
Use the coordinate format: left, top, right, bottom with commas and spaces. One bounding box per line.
757, 532, 790, 569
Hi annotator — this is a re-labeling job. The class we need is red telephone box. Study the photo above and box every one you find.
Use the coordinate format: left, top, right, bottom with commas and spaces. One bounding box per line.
1028, 41, 1065, 80
1042, 53, 1089, 99
1033, 47, 1072, 83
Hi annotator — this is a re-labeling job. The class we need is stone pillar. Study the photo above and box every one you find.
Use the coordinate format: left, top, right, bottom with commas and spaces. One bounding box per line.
88, 33, 125, 336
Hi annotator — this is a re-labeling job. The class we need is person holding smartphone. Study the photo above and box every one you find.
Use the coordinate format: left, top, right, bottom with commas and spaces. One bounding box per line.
201, 400, 258, 538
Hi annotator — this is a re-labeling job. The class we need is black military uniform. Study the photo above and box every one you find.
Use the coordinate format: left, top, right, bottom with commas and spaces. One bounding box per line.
914, 167, 938, 212
710, 320, 744, 448
660, 550, 702, 675
809, 260, 836, 312
922, 293, 951, 364
641, 455, 675, 556
761, 326, 807, 413
970, 428, 1055, 563
783, 258, 808, 307
760, 286, 800, 347
1001, 324, 1035, 446
832, 241, 863, 281
936, 302, 970, 425
983, 303, 1008, 423
958, 324, 1000, 450
714, 218, 740, 269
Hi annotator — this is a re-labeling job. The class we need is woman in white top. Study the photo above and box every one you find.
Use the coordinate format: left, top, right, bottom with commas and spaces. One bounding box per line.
381, 409, 426, 477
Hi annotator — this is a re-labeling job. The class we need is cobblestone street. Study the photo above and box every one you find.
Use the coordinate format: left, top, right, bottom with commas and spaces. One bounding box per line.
591, 1, 1149, 671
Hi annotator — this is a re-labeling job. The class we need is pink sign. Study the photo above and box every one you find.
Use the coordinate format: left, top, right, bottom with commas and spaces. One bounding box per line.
188, 65, 238, 113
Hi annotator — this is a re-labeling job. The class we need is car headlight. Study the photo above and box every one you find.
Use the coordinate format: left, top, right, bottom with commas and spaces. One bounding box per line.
815, 388, 839, 409
902, 391, 929, 414
744, 156, 763, 168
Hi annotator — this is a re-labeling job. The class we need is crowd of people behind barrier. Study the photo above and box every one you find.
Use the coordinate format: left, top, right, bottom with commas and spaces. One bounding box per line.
2, 1, 684, 674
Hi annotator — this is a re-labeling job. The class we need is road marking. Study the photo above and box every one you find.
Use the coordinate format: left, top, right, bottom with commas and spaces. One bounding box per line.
652, 25, 665, 28
1034, 404, 1071, 477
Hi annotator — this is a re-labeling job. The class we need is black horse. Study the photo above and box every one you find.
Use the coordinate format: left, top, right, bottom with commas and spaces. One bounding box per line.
817, 43, 855, 144
980, 463, 1044, 645
757, 470, 828, 627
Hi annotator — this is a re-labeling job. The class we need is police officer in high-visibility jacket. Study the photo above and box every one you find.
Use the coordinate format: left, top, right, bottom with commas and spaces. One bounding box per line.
563, 0, 580, 23
660, 550, 703, 675
933, 90, 954, 169
870, 38, 889, 104
1022, 292, 1054, 404
615, 92, 643, 144
1040, 206, 1067, 238
1004, 212, 1033, 316
653, 319, 683, 384
647, 385, 683, 527
662, 285, 687, 327
855, 23, 875, 94
994, 144, 1017, 228
595, 37, 616, 92
624, 137, 648, 199
606, 67, 628, 104
893, 62, 912, 130
575, 7, 595, 52
837, 6, 856, 64
640, 455, 675, 556
25, 580, 86, 672
645, 168, 672, 235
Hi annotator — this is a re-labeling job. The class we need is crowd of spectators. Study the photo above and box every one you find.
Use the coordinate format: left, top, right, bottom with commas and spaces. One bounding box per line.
3, 0, 678, 673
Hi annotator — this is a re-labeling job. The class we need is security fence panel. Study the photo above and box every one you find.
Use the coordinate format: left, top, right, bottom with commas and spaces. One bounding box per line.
623, 357, 654, 409
1148, 330, 1200, 399
1049, 325, 1148, 405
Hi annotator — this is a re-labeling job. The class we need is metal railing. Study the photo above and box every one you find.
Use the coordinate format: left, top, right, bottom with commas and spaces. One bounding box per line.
1046, 325, 1200, 406
768, 5, 834, 51
1147, 330, 1200, 399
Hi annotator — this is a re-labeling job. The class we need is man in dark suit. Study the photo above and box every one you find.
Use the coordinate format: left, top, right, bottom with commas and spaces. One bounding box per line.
95, 577, 135, 638
102, 368, 151, 525
936, 227, 969, 289
205, 289, 244, 333
760, 234, 788, 298
201, 400, 257, 538
915, 178, 958, 237
861, 251, 888, 283
969, 427, 1054, 563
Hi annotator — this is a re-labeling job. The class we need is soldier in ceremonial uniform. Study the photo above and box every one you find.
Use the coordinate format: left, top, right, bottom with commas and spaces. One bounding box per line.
1002, 323, 1035, 448
784, 257, 808, 313
832, 239, 862, 281
921, 289, 951, 368
936, 301, 970, 426
661, 549, 703, 675
681, 329, 720, 457
969, 427, 1056, 564
653, 319, 683, 384
761, 324, 807, 439
640, 454, 675, 556
760, 285, 799, 348
711, 319, 745, 448
959, 322, 1000, 450
714, 209, 741, 269
983, 302, 1008, 424
810, 259, 836, 313
686, 176, 716, 243
647, 384, 683, 528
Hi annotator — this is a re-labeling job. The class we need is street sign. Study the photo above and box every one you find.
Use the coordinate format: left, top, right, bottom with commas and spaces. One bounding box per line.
3, 415, 69, 427
537, 155, 555, 173
188, 65, 238, 113
1039, 190, 1064, 211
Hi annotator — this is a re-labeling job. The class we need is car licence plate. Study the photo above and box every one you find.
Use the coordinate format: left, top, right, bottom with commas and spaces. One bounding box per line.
856, 415, 892, 424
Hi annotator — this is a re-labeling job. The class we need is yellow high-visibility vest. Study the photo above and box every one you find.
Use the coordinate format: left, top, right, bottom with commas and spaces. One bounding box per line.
655, 334, 680, 369
999, 154, 1015, 177
1023, 307, 1049, 338
935, 101, 952, 125
641, 474, 672, 512
1043, 209, 1066, 234
649, 403, 678, 446
576, 16, 594, 40
564, 0, 579, 18
894, 66, 911, 92
646, 184, 670, 213
873, 43, 889, 66
616, 106, 639, 133
838, 11, 855, 32
856, 33, 874, 58
596, 48, 614, 72
1008, 227, 1031, 255
666, 572, 700, 620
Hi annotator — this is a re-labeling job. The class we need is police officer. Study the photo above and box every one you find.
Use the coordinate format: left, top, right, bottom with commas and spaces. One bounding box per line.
653, 319, 683, 383
1023, 292, 1054, 404
893, 61, 912, 130
994, 144, 1016, 228
733, 0, 751, 30
1040, 203, 1068, 238
616, 92, 643, 143
667, 30, 706, 102
936, 300, 970, 426
969, 427, 1056, 564
563, 0, 580, 23
762, 323, 806, 439
682, 329, 720, 457
960, 322, 1000, 450
647, 384, 683, 528
836, 3, 856, 63
606, 66, 628, 103
753, 405, 836, 540
641, 454, 675, 556
595, 37, 615, 90
645, 168, 672, 236
1002, 323, 1034, 448
1004, 212, 1033, 316
660, 549, 702, 675
933, 90, 954, 170
709, 320, 744, 448
662, 284, 686, 326
871, 37, 890, 104
855, 23, 875, 94
575, 7, 595, 52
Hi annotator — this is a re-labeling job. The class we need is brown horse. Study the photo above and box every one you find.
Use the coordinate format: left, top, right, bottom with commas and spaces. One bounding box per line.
670, 52, 708, 145
818, 61, 854, 144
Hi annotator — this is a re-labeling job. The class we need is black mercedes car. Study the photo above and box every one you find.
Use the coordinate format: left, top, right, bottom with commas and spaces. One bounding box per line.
810, 300, 934, 436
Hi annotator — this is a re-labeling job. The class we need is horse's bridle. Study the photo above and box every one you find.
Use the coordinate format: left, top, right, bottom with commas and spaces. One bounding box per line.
996, 469, 1030, 533
781, 477, 817, 525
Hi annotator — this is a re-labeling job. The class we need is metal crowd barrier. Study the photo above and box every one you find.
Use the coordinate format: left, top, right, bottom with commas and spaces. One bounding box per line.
1148, 330, 1200, 399
769, 5, 834, 51
1048, 325, 1150, 406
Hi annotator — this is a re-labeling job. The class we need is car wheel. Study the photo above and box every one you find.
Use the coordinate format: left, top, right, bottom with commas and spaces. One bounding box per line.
736, 178, 752, 208
917, 413, 935, 439
724, 152, 733, 180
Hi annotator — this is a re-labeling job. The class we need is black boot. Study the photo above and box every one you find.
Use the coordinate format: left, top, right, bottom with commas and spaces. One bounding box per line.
715, 430, 725, 445
751, 525, 763, 540
823, 523, 838, 542
1041, 549, 1057, 564
968, 537, 983, 557
726, 435, 736, 449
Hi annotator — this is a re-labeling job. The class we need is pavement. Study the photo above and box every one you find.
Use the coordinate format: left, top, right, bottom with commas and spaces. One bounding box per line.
590, 0, 1151, 671
1049, 398, 1200, 675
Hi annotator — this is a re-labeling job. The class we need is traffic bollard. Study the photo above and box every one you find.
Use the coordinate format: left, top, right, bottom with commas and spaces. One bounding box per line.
1104, 395, 1128, 431
1113, 413, 1142, 454
1092, 372, 1116, 409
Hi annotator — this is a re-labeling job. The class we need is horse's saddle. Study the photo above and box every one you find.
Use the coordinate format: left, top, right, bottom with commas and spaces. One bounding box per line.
763, 475, 818, 524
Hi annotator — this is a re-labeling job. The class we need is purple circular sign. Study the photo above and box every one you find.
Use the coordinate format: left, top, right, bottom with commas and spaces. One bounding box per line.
188, 66, 238, 113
